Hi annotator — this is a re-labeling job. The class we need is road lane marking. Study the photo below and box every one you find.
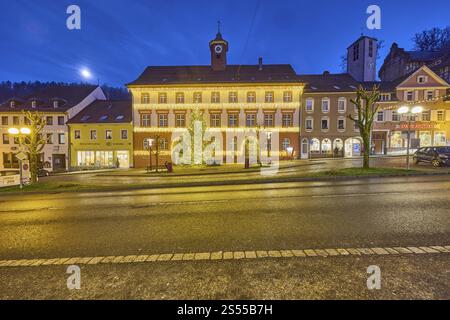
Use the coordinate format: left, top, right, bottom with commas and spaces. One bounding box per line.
0, 245, 448, 268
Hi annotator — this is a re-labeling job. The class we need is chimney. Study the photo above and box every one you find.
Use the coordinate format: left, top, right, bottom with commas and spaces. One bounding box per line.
258, 57, 263, 71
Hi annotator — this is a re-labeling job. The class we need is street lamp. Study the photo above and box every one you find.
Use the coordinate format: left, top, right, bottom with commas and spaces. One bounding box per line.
8, 127, 31, 189
147, 138, 155, 173
398, 106, 423, 169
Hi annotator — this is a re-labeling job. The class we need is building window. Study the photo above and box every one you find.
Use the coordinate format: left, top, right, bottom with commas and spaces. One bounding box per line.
321, 98, 330, 113
380, 93, 391, 101
141, 93, 150, 104
282, 113, 293, 127
175, 113, 186, 127
159, 138, 169, 150
422, 111, 430, 122
305, 98, 314, 113
246, 113, 256, 127
211, 92, 220, 103
176, 92, 185, 104
338, 98, 346, 113
264, 113, 274, 127
426, 91, 434, 101
90, 130, 97, 140
2, 134, 9, 144
265, 92, 274, 103
437, 111, 445, 122
193, 92, 202, 103
338, 118, 346, 131
283, 91, 293, 103
390, 132, 403, 148
417, 76, 427, 84
158, 93, 167, 104
311, 138, 320, 154
141, 113, 151, 127
95, 151, 114, 167
419, 131, 432, 147
228, 114, 238, 127
31, 101, 37, 108
434, 132, 446, 146
121, 130, 128, 140
406, 91, 414, 101
74, 130, 81, 140
353, 43, 360, 61
105, 130, 112, 140
392, 111, 399, 122
321, 139, 332, 154
321, 117, 329, 131
58, 133, 65, 144
77, 151, 96, 167
377, 111, 384, 122
282, 138, 291, 151
158, 114, 168, 127
12, 116, 19, 126
46, 134, 54, 144
210, 113, 221, 127
369, 40, 374, 58
10, 101, 15, 108
46, 116, 53, 125
247, 92, 256, 103
1, 116, 8, 125
24, 117, 31, 125
229, 92, 238, 103
58, 116, 65, 125
305, 118, 313, 131
53, 101, 59, 108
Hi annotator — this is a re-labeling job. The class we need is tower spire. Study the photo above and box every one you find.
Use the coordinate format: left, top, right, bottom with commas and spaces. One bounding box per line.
217, 20, 221, 34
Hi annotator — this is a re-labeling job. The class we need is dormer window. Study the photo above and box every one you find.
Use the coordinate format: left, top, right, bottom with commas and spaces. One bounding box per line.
53, 101, 59, 108
10, 101, 15, 108
32, 101, 37, 108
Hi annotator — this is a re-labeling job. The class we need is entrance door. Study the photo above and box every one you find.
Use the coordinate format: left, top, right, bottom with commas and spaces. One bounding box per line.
52, 154, 66, 171
116, 151, 130, 168
301, 139, 309, 159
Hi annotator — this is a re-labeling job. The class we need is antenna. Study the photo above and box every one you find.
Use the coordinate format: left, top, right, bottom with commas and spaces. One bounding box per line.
217, 20, 221, 33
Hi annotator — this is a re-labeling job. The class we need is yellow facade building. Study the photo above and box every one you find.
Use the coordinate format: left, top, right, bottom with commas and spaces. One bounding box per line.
68, 100, 133, 169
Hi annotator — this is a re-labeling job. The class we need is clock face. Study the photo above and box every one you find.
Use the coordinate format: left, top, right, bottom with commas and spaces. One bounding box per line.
214, 45, 223, 54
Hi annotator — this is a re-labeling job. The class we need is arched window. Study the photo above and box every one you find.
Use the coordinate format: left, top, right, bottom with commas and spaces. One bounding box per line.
310, 138, 320, 154
301, 139, 309, 155
321, 139, 332, 154
334, 139, 344, 156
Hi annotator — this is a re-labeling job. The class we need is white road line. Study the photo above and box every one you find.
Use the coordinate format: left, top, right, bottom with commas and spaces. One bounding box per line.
0, 245, 448, 268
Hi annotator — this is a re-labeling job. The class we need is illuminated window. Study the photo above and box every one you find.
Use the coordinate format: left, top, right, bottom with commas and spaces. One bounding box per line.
210, 114, 221, 127
437, 110, 445, 121
74, 130, 81, 139
265, 92, 274, 103
141, 93, 150, 104
282, 113, 293, 127
264, 113, 274, 127
282, 138, 291, 151
229, 92, 238, 103
211, 92, 220, 103
311, 138, 320, 154
121, 130, 128, 140
176, 92, 185, 104
105, 130, 112, 140
247, 92, 256, 103
228, 114, 238, 127
321, 139, 332, 154
90, 130, 97, 140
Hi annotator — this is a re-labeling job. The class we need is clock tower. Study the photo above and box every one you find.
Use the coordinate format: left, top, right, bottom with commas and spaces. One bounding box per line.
209, 22, 228, 71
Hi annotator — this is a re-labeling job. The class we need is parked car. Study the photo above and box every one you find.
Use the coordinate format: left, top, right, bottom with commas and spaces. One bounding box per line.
414, 147, 450, 167
38, 169, 50, 177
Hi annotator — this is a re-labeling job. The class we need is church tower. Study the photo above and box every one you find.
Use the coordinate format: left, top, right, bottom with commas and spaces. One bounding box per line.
347, 36, 378, 82
209, 22, 229, 71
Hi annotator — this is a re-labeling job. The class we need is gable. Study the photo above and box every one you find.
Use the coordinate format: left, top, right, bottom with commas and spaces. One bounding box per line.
397, 66, 449, 89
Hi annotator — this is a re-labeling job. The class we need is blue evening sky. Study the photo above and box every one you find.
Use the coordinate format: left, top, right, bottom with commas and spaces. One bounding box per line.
0, 0, 449, 86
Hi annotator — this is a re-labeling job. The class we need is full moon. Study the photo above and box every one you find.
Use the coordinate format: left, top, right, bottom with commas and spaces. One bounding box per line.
80, 68, 92, 79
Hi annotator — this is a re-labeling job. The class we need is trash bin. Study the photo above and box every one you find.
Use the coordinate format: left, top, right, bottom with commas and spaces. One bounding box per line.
165, 161, 173, 173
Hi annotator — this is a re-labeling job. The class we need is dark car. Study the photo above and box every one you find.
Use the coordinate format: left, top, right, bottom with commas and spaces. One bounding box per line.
414, 147, 450, 167
38, 169, 50, 177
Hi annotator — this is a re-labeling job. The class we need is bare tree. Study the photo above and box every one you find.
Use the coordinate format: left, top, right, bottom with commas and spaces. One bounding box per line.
21, 111, 47, 183
413, 26, 450, 51
348, 85, 381, 169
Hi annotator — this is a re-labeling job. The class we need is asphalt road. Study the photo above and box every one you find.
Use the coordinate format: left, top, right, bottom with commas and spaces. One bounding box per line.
0, 175, 449, 260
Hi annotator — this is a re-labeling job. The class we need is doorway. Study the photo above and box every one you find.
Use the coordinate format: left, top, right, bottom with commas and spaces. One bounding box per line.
52, 154, 66, 171
116, 151, 130, 168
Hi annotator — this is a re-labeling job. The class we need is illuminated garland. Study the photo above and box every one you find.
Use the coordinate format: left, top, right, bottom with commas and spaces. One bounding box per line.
378, 92, 450, 111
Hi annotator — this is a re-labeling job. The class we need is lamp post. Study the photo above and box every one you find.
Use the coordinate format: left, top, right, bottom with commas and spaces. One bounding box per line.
397, 106, 423, 170
147, 138, 154, 173
8, 127, 31, 189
